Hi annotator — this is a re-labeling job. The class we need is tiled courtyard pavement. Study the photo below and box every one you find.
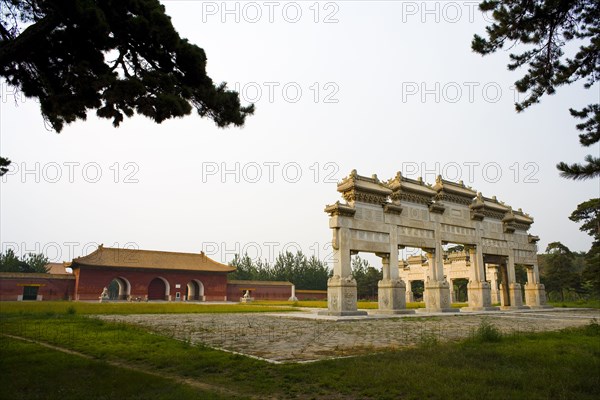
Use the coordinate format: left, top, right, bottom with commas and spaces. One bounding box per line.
97, 308, 600, 363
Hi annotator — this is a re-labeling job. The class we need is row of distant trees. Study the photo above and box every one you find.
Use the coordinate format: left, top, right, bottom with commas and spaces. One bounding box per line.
539, 242, 599, 302
540, 198, 600, 301
229, 251, 390, 298
0, 249, 49, 273
228, 251, 330, 290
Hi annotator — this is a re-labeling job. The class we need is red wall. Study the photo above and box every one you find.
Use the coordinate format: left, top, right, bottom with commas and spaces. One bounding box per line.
0, 273, 75, 301
227, 283, 292, 301
75, 267, 229, 301
295, 290, 327, 300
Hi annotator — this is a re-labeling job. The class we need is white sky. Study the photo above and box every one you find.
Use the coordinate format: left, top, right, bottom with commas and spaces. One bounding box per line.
1, 1, 598, 266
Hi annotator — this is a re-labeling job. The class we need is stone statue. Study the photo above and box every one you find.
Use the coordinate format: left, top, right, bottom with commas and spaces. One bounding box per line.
99, 287, 109, 303
241, 290, 253, 303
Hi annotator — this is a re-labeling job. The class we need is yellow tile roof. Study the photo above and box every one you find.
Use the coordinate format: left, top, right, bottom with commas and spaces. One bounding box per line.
0, 272, 75, 279
71, 245, 235, 273
46, 262, 73, 274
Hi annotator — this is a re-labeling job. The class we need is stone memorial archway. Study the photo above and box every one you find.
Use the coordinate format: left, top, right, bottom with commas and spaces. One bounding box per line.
321, 170, 549, 316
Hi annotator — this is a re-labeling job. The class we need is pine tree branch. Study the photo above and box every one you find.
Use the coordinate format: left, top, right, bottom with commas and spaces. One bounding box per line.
557, 155, 600, 180
0, 12, 59, 67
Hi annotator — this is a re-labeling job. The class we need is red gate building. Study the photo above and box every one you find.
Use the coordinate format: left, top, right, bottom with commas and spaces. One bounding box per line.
70, 245, 234, 301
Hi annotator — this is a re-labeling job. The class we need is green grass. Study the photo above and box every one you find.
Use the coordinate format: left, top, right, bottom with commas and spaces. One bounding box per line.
0, 301, 295, 315
549, 299, 600, 309
0, 337, 240, 400
1, 311, 598, 399
0, 300, 470, 315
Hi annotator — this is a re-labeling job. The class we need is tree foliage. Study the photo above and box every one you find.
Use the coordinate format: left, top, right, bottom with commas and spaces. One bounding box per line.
351, 256, 383, 300
569, 198, 600, 296
582, 244, 600, 296
0, 249, 50, 273
570, 198, 600, 239
0, 0, 254, 132
542, 242, 582, 301
472, 0, 599, 180
228, 251, 330, 290
452, 278, 469, 302
0, 156, 10, 176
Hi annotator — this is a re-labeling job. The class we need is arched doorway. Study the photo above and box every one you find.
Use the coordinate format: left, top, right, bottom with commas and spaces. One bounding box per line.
186, 280, 205, 301
148, 277, 169, 300
108, 277, 131, 300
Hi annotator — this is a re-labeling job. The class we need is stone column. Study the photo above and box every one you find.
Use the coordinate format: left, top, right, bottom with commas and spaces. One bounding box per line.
376, 252, 412, 314
499, 263, 510, 307
418, 244, 456, 313
462, 246, 497, 312
320, 227, 366, 316
524, 263, 551, 308
487, 265, 501, 304
501, 252, 527, 309
449, 279, 456, 302
405, 280, 414, 303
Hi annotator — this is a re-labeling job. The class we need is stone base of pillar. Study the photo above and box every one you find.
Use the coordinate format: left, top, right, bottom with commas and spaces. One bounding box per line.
461, 281, 500, 312
524, 283, 552, 308
374, 279, 415, 315
461, 307, 500, 312
416, 280, 458, 313
288, 296, 298, 301
500, 283, 529, 310
318, 275, 367, 316
490, 289, 501, 305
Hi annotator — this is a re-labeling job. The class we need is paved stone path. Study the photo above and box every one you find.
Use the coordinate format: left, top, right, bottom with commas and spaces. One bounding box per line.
97, 308, 599, 363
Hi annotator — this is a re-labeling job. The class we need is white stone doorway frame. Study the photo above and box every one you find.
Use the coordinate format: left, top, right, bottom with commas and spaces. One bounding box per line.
108, 276, 131, 300
186, 279, 205, 301
321, 171, 549, 316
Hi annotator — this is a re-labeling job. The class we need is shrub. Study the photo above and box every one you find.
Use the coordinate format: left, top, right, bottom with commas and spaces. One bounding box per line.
472, 319, 503, 342
419, 331, 439, 348
584, 319, 600, 336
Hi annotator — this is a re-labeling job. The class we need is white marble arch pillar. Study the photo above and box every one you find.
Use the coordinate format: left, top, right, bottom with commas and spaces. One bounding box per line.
487, 265, 501, 304
376, 247, 412, 314
524, 263, 551, 308
462, 246, 497, 312
320, 227, 366, 316
500, 253, 527, 309
418, 244, 455, 313
405, 280, 414, 303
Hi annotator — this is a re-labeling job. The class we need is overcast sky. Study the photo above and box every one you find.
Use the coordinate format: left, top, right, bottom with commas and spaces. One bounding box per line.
1, 1, 598, 266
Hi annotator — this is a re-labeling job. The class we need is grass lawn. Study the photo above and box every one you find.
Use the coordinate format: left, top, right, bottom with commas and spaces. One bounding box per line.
0, 301, 295, 315
1, 304, 599, 399
549, 299, 600, 309
0, 337, 238, 400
